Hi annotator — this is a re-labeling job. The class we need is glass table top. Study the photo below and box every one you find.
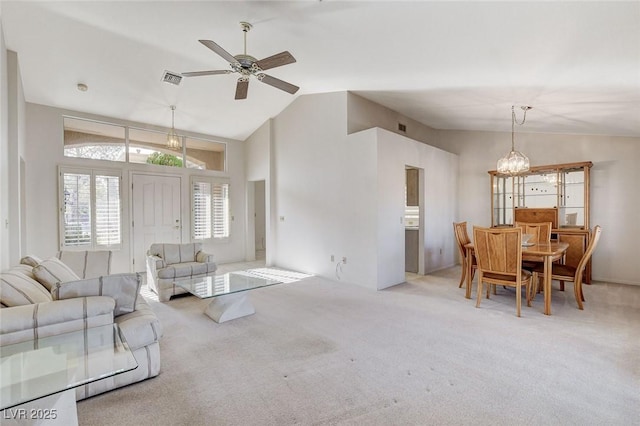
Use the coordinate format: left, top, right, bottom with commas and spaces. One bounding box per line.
175, 271, 282, 299
0, 323, 137, 410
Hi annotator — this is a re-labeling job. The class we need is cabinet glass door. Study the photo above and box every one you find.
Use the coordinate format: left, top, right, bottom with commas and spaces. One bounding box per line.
559, 170, 585, 228
489, 162, 591, 229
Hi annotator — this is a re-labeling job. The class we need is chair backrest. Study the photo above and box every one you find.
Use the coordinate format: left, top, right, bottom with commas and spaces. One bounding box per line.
575, 225, 602, 282
514, 221, 552, 243
453, 222, 471, 259
473, 226, 523, 277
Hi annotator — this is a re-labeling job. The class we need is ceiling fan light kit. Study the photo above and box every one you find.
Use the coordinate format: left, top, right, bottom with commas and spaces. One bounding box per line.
182, 21, 299, 100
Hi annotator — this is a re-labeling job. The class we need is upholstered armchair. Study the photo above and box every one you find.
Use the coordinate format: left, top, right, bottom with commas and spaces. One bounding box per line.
146, 243, 217, 302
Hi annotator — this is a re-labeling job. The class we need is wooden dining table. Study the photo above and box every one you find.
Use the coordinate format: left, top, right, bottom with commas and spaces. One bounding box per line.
464, 241, 569, 315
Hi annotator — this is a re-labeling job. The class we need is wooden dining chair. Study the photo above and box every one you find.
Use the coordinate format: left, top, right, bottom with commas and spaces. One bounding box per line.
453, 222, 476, 289
473, 226, 534, 317
514, 221, 552, 244
531, 225, 602, 310
515, 221, 552, 269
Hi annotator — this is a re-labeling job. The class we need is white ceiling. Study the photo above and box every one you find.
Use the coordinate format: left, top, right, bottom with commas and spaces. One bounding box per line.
2, 1, 639, 141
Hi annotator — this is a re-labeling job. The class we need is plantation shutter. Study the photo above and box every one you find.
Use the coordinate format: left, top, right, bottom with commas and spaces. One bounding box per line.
63, 172, 92, 246
212, 182, 230, 239
95, 174, 121, 246
191, 177, 229, 241
192, 181, 212, 239
60, 168, 122, 249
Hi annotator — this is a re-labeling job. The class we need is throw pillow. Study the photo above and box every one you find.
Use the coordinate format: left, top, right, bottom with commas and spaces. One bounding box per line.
0, 269, 53, 306
20, 254, 43, 268
32, 257, 80, 291
51, 273, 142, 317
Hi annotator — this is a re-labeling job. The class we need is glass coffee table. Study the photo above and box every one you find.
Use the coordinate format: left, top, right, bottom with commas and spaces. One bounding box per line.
1, 324, 137, 423
175, 272, 282, 323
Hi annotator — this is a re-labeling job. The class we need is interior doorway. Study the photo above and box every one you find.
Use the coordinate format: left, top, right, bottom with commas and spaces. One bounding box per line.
254, 180, 266, 260
131, 173, 182, 273
405, 166, 424, 275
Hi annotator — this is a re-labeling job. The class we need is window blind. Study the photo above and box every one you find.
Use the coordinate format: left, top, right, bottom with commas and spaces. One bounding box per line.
191, 178, 229, 240
192, 181, 212, 239
95, 175, 121, 246
212, 183, 230, 239
63, 173, 92, 246
60, 169, 121, 249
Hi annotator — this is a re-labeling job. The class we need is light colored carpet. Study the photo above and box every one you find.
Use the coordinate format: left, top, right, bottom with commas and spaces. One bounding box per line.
77, 266, 640, 425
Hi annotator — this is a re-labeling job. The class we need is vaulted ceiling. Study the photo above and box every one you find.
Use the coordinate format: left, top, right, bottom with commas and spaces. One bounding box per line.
2, 1, 639, 141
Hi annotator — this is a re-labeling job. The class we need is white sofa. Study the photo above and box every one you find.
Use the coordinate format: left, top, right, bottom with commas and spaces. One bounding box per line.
146, 243, 217, 302
0, 255, 162, 401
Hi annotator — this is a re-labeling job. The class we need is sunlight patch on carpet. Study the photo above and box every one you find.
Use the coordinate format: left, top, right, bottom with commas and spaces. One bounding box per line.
237, 268, 313, 283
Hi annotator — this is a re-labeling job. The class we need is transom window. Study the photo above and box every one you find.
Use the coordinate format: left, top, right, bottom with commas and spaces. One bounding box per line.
63, 116, 226, 171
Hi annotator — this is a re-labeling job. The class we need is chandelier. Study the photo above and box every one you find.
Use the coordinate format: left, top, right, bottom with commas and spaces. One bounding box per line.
166, 105, 181, 150
497, 105, 531, 175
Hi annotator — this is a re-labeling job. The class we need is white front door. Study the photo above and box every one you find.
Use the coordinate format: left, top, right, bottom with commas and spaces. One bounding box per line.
132, 174, 182, 273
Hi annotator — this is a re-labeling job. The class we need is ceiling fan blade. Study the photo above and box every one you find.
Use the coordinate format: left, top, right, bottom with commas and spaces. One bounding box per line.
258, 74, 299, 95
255, 51, 296, 71
235, 79, 249, 100
199, 40, 238, 64
182, 70, 232, 77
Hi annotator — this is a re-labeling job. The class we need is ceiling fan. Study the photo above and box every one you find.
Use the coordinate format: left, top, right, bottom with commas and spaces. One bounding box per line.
182, 22, 299, 100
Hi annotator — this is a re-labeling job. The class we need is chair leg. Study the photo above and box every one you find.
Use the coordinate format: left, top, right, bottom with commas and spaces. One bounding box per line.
458, 259, 467, 288
574, 279, 584, 310
559, 281, 565, 291
516, 283, 522, 317
476, 279, 483, 308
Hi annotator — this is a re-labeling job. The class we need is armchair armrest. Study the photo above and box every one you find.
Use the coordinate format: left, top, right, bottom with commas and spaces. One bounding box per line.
0, 296, 115, 346
196, 251, 215, 263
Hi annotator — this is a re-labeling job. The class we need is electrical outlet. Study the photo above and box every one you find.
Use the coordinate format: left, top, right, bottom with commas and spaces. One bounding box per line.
331, 255, 335, 262
342, 257, 347, 264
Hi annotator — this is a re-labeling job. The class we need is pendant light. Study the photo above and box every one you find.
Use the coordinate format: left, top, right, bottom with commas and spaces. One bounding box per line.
497, 105, 531, 175
166, 105, 181, 150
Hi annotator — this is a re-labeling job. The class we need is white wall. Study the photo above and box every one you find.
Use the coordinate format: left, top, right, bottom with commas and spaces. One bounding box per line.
7, 50, 25, 266
244, 119, 272, 263
438, 129, 640, 285
270, 92, 352, 278
0, 21, 8, 269
375, 128, 458, 288
24, 103, 247, 271
265, 92, 458, 290
348, 93, 439, 144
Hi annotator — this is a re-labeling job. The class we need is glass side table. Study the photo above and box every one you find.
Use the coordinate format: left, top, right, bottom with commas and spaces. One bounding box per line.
1, 324, 137, 424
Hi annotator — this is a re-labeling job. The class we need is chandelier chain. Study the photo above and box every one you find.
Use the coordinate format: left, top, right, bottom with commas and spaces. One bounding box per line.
511, 105, 530, 150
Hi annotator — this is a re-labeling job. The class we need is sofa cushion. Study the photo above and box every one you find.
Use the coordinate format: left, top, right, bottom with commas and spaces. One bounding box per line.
57, 250, 112, 279
0, 268, 53, 306
52, 273, 142, 317
0, 296, 115, 345
12, 264, 37, 280
148, 243, 202, 265
20, 254, 43, 268
156, 261, 217, 279
33, 257, 81, 291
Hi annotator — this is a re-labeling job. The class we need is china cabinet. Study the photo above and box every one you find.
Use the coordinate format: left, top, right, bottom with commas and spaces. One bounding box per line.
488, 161, 593, 283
